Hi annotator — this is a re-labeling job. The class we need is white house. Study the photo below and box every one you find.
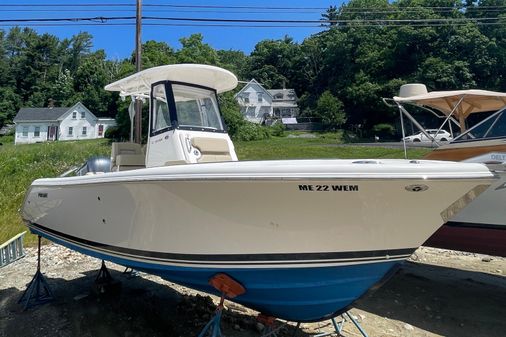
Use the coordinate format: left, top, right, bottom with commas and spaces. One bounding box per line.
13, 102, 116, 145
234, 79, 299, 123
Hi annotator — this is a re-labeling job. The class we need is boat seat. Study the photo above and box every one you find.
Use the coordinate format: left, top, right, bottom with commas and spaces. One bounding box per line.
191, 137, 232, 163
111, 142, 146, 171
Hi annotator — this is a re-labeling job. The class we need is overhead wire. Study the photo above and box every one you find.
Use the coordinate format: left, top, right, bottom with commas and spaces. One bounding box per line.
0, 3, 504, 30
0, 15, 503, 24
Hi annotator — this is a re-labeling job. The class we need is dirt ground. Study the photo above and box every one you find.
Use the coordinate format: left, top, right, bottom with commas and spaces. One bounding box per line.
0, 244, 505, 337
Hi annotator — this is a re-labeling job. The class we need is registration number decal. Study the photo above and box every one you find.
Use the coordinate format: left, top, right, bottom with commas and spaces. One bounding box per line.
298, 184, 359, 192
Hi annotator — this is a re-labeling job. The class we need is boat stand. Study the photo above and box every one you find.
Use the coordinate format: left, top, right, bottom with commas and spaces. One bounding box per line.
18, 236, 54, 310
93, 260, 121, 294
257, 314, 287, 337
198, 273, 246, 337
313, 311, 369, 337
123, 266, 140, 278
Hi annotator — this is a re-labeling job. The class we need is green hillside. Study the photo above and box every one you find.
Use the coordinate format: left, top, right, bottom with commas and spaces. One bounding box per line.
0, 139, 111, 246
0, 136, 430, 246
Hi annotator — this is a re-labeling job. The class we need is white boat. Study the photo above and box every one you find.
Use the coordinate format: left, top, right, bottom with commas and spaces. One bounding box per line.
21, 65, 494, 322
392, 84, 506, 256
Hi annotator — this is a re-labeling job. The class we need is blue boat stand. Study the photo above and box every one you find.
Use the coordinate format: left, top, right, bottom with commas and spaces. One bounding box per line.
312, 311, 369, 337
18, 236, 54, 310
198, 292, 226, 337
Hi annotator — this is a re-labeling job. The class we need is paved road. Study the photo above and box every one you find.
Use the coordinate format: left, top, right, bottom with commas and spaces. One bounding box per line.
340, 141, 440, 149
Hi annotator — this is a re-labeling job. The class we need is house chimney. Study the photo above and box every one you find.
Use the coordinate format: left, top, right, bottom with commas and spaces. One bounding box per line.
48, 98, 55, 109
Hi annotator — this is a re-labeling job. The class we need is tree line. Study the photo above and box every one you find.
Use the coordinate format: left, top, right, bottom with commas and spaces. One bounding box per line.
1, 0, 505, 139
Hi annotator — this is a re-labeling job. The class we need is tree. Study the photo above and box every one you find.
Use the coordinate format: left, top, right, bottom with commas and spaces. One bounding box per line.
177, 34, 219, 65
141, 40, 176, 68
321, 6, 339, 26
248, 36, 302, 90
315, 91, 346, 129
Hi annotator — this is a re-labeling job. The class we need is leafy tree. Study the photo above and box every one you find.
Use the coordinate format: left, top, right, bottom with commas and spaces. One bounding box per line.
0, 87, 21, 126
141, 40, 176, 68
321, 6, 339, 26
315, 91, 346, 129
177, 34, 219, 65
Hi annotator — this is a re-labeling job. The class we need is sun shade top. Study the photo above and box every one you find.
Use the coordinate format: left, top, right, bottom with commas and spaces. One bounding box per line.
394, 89, 506, 116
104, 64, 238, 97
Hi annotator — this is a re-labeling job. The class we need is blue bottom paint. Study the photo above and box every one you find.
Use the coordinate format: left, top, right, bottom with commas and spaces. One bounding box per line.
31, 228, 400, 322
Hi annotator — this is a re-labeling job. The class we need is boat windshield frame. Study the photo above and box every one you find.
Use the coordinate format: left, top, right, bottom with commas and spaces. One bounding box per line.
150, 80, 227, 137
451, 106, 506, 143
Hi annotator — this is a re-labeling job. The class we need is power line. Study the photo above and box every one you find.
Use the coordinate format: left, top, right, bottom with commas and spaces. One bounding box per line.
0, 15, 502, 24
0, 21, 503, 28
0, 3, 328, 10
0, 9, 324, 14
2, 3, 506, 10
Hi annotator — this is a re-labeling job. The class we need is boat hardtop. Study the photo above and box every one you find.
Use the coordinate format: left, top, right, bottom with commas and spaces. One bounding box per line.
394, 88, 506, 116
105, 64, 238, 98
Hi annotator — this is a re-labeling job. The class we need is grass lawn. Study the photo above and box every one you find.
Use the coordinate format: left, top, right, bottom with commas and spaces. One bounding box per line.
236, 136, 431, 160
0, 135, 431, 246
0, 138, 111, 246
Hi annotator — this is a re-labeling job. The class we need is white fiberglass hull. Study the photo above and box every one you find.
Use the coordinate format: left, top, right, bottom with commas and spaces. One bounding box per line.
21, 159, 492, 321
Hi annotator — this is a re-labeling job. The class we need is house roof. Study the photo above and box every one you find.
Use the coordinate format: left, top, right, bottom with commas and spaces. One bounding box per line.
234, 79, 272, 99
267, 89, 297, 101
13, 107, 70, 122
13, 102, 94, 122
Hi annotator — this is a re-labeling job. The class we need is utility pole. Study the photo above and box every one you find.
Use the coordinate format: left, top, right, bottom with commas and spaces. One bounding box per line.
134, 0, 142, 143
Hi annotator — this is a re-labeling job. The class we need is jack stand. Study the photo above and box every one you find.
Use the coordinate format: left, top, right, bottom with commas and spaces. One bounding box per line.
93, 260, 121, 295
123, 266, 139, 278
198, 273, 246, 337
18, 236, 53, 310
313, 311, 369, 337
198, 293, 225, 337
258, 314, 286, 337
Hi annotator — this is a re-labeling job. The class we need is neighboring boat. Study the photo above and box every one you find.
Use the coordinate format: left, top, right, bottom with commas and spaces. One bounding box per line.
20, 66, 494, 322
392, 84, 506, 257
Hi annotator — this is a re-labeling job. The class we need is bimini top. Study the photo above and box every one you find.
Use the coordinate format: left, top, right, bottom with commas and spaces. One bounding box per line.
104, 64, 238, 97
394, 87, 506, 117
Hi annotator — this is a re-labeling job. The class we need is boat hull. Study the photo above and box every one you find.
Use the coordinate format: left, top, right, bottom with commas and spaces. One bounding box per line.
21, 160, 492, 321
424, 222, 506, 257
423, 139, 506, 162
29, 222, 402, 322
423, 143, 506, 256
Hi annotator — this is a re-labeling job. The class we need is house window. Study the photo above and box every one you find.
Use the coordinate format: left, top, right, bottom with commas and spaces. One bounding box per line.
81, 111, 85, 119
82, 126, 87, 136
257, 93, 263, 103
72, 111, 77, 119
243, 94, 250, 104
68, 127, 73, 136
22, 126, 28, 137
34, 126, 40, 137
98, 124, 104, 137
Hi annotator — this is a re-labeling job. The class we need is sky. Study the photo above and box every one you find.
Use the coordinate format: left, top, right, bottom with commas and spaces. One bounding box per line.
0, 0, 343, 60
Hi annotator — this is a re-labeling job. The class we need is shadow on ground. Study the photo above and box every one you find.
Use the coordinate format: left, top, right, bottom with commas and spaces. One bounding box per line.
0, 268, 306, 337
355, 261, 506, 337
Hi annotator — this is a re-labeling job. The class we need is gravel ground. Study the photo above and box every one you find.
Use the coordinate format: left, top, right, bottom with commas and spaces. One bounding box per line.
1, 243, 505, 337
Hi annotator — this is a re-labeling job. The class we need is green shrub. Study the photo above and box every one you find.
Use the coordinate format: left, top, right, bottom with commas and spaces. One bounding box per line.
235, 122, 271, 141
0, 135, 14, 144
372, 123, 396, 140
104, 126, 122, 141
269, 122, 285, 137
